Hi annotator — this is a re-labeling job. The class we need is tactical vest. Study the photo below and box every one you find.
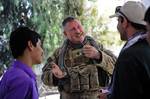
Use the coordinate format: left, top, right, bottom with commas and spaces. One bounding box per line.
64, 47, 99, 92
57, 36, 110, 92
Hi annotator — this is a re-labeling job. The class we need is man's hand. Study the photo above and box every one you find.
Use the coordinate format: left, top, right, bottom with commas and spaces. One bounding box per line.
83, 44, 101, 59
51, 63, 65, 79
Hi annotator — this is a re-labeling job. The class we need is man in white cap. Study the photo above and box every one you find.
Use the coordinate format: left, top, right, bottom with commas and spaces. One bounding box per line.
99, 1, 150, 99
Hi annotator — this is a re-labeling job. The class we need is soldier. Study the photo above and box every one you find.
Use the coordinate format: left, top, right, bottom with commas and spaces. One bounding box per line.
42, 16, 116, 99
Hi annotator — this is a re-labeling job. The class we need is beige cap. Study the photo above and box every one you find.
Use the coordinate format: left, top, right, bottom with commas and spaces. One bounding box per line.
110, 1, 146, 25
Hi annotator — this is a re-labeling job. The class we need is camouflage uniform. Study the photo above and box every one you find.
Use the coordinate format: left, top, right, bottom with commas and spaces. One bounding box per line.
42, 36, 116, 99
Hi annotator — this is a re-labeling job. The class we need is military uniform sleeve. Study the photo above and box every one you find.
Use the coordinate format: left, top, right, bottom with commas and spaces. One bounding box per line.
41, 48, 60, 86
96, 44, 117, 75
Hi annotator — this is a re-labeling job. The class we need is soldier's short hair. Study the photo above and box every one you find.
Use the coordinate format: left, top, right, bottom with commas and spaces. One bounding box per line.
62, 16, 77, 27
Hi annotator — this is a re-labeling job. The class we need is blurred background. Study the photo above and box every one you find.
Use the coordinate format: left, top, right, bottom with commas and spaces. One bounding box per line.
0, 0, 149, 98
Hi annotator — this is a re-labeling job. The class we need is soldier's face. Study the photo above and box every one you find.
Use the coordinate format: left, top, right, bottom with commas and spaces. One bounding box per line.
63, 19, 85, 44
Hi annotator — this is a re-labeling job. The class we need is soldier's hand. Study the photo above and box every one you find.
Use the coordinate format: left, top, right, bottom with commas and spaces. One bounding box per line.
51, 63, 65, 79
83, 44, 101, 59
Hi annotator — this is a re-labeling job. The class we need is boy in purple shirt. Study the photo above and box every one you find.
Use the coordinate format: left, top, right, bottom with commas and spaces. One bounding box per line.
0, 27, 43, 99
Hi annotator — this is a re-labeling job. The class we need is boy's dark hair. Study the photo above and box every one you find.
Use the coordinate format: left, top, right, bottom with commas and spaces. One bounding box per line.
62, 16, 77, 27
9, 27, 41, 58
144, 7, 150, 24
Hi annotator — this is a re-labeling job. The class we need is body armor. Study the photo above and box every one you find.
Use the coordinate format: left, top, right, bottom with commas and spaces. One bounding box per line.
65, 48, 99, 92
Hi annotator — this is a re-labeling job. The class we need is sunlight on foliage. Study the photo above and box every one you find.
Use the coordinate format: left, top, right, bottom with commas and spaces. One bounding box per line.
0, 0, 123, 72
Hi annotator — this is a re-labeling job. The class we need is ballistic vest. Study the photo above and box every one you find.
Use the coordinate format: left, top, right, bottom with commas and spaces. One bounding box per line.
58, 36, 100, 92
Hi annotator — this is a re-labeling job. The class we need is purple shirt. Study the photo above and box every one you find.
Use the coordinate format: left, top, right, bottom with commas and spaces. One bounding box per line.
0, 60, 39, 99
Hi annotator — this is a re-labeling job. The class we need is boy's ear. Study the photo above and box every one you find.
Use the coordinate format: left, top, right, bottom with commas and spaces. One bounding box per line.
27, 41, 34, 51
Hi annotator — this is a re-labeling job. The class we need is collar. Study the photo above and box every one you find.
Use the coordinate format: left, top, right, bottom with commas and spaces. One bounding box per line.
68, 41, 83, 49
128, 32, 144, 41
12, 60, 36, 81
122, 32, 146, 51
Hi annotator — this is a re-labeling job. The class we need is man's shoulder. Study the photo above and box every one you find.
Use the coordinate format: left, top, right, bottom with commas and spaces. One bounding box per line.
129, 39, 150, 52
6, 67, 32, 82
53, 47, 62, 56
0, 68, 33, 89
121, 39, 150, 58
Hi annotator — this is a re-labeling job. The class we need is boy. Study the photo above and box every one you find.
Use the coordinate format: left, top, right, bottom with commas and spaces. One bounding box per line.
0, 27, 43, 99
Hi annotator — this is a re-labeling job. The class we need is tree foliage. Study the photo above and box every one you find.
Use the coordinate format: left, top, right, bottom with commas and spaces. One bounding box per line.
0, 0, 122, 74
